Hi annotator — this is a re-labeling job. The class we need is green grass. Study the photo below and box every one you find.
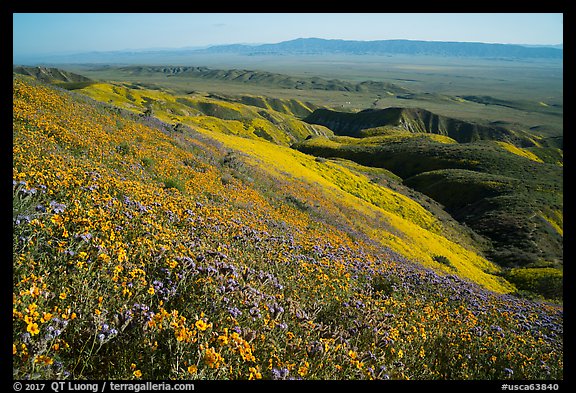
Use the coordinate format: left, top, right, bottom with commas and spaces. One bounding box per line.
503, 267, 563, 301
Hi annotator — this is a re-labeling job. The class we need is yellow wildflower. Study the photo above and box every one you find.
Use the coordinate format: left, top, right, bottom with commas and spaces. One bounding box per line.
41, 312, 53, 323
29, 286, 40, 297
168, 259, 178, 269
27, 323, 40, 336
34, 355, 53, 365
203, 347, 223, 369
249, 366, 262, 380
217, 335, 229, 346
195, 319, 209, 331
50, 215, 63, 225
118, 249, 127, 263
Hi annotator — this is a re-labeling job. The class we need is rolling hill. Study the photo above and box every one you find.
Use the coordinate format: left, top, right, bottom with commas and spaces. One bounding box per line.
13, 65, 93, 84
12, 72, 563, 380
294, 107, 563, 276
57, 80, 334, 146
98, 65, 412, 96
304, 107, 542, 145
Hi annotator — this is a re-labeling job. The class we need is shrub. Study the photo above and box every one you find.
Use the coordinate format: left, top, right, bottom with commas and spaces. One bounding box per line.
433, 255, 456, 270
141, 157, 154, 168
162, 177, 185, 193
116, 141, 131, 156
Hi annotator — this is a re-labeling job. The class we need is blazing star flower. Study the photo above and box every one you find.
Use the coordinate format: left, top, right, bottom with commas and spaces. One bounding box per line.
272, 367, 290, 380
227, 307, 242, 318
49, 201, 66, 214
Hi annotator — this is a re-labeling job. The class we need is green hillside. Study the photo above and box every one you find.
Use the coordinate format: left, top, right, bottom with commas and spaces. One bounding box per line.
111, 65, 412, 96
52, 73, 564, 299
13, 66, 95, 87
294, 130, 562, 274
65, 78, 522, 289
13, 75, 562, 380
296, 104, 563, 297
304, 107, 549, 146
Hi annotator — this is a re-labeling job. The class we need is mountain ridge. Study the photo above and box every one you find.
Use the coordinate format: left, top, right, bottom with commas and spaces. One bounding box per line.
15, 38, 563, 65
303, 107, 541, 146
181, 37, 564, 59
12, 65, 92, 83
107, 65, 412, 95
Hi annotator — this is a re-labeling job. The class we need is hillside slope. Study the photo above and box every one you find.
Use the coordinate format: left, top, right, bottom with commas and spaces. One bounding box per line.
13, 76, 562, 380
13, 66, 93, 84
65, 79, 517, 290
294, 133, 562, 260
107, 65, 412, 96
304, 107, 544, 146
71, 81, 333, 146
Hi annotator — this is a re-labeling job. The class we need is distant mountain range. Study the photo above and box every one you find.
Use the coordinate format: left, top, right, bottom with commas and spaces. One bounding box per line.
16, 38, 563, 65
198, 38, 563, 59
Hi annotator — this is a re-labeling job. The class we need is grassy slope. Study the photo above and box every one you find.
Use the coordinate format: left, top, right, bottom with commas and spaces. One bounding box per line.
74, 80, 512, 292
303, 107, 548, 147
73, 79, 563, 294
13, 77, 563, 380
197, 129, 511, 293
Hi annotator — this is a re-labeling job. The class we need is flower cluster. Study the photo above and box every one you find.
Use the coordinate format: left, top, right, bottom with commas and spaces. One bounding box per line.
12, 77, 563, 380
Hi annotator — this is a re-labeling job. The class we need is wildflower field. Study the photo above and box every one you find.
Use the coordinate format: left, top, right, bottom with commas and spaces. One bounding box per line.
13, 76, 562, 380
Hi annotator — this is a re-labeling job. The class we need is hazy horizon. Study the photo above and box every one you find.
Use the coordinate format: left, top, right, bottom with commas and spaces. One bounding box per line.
13, 13, 563, 62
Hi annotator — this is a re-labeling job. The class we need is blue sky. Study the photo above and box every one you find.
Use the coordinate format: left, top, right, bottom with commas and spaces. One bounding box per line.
13, 13, 563, 57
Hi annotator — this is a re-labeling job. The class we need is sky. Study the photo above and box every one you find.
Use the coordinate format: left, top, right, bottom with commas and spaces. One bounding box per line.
13, 13, 563, 57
